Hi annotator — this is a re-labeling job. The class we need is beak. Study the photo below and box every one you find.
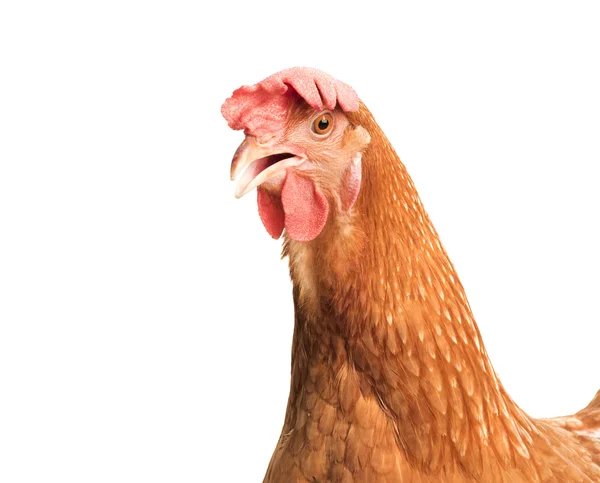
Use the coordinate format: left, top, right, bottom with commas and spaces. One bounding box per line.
230, 136, 306, 198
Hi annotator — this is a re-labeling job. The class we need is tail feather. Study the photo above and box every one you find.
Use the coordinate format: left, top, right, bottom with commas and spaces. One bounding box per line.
544, 390, 600, 433
577, 391, 600, 418
576, 389, 600, 434
582, 389, 600, 412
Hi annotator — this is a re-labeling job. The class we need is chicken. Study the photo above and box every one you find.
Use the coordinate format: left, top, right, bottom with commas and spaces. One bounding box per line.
221, 67, 600, 482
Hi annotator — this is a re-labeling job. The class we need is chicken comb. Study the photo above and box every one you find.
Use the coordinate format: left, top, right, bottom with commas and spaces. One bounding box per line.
221, 67, 359, 137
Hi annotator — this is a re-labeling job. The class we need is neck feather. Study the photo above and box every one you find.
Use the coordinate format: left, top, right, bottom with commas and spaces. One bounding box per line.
280, 105, 588, 479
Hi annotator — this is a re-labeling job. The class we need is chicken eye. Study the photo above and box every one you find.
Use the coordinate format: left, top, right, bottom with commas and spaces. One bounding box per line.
312, 113, 334, 135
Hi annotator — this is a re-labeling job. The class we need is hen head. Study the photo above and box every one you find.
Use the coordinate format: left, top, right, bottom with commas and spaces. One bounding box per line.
222, 67, 371, 241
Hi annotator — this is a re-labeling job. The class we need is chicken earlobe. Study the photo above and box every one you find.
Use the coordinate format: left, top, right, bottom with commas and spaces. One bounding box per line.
340, 154, 362, 212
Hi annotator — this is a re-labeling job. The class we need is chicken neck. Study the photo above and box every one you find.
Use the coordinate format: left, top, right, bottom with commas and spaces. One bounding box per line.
274, 106, 595, 480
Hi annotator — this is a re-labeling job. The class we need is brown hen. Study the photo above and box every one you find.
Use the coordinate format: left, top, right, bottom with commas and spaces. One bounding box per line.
222, 67, 600, 482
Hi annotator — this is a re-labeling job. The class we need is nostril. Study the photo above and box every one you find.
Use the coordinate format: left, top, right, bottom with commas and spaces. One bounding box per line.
257, 134, 276, 145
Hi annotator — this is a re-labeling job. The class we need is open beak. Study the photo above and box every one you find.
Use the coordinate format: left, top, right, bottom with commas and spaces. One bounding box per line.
230, 136, 306, 198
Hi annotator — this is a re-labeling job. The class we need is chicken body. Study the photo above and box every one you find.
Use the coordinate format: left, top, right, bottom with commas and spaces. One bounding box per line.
222, 68, 600, 482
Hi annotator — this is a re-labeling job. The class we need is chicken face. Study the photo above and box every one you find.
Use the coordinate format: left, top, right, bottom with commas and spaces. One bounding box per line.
222, 68, 371, 242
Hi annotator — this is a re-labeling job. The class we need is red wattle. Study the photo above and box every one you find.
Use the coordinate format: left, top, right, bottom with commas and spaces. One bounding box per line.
257, 188, 285, 239
281, 171, 329, 242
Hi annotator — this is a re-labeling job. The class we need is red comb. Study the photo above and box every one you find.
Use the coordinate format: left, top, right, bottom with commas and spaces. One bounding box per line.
221, 67, 359, 137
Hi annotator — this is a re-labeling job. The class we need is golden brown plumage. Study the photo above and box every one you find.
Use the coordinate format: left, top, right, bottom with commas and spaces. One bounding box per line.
222, 68, 600, 482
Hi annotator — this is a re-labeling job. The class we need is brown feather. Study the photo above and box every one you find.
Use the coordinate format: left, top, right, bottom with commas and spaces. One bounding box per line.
260, 102, 600, 482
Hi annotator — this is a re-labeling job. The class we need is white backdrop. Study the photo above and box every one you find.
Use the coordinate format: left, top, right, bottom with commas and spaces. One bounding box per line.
1, 1, 599, 482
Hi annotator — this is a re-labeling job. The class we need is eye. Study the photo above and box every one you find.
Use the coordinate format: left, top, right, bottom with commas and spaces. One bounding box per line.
311, 112, 334, 135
